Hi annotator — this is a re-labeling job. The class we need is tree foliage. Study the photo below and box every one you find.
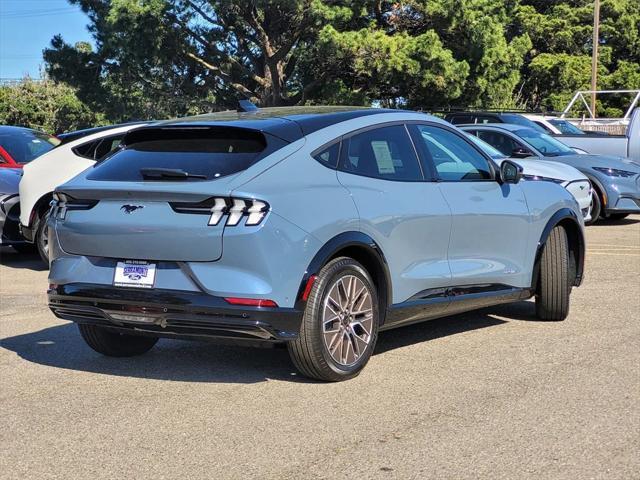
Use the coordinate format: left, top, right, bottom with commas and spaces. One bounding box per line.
0, 78, 104, 134
38, 0, 640, 123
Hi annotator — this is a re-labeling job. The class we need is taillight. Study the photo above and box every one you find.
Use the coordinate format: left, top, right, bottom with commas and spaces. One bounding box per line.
50, 192, 97, 219
170, 197, 270, 227
224, 297, 278, 308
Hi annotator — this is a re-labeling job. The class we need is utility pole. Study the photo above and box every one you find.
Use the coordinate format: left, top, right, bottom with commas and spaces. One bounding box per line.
591, 0, 600, 118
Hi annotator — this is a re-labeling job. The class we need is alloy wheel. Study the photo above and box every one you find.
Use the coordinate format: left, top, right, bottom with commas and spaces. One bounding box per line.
322, 274, 374, 366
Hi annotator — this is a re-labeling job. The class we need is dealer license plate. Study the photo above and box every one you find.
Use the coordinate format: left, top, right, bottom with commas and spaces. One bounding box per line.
113, 261, 156, 289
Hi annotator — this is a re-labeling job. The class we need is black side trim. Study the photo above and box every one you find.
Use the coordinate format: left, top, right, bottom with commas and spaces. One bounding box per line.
532, 208, 585, 289
384, 285, 532, 330
294, 232, 392, 313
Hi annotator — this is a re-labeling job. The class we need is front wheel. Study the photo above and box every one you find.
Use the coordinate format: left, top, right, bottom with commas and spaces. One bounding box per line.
288, 257, 379, 382
78, 324, 158, 357
584, 192, 601, 226
535, 225, 571, 321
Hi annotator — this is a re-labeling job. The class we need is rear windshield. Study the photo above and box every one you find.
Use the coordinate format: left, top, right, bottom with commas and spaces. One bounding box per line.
87, 127, 278, 181
0, 129, 59, 163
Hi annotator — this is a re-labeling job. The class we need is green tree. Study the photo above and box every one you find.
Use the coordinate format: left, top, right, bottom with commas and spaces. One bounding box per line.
0, 77, 103, 134
515, 0, 640, 112
42, 0, 640, 120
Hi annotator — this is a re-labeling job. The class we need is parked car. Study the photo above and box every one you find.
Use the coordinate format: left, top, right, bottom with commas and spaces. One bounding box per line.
0, 168, 32, 252
443, 111, 548, 133
47, 107, 585, 382
19, 123, 149, 264
548, 108, 640, 161
460, 124, 640, 222
0, 126, 60, 168
465, 134, 593, 222
521, 114, 592, 136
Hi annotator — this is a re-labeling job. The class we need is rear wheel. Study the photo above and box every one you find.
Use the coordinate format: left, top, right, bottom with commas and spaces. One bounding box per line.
288, 257, 379, 382
78, 324, 158, 357
35, 209, 50, 266
535, 226, 571, 321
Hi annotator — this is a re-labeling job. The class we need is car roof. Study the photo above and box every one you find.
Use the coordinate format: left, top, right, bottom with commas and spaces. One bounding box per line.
0, 125, 44, 134
458, 123, 535, 133
57, 121, 150, 144
156, 106, 405, 143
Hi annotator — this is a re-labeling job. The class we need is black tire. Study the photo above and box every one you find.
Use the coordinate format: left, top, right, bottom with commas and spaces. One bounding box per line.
607, 213, 629, 220
584, 191, 601, 226
535, 226, 571, 321
11, 243, 36, 254
35, 209, 50, 266
288, 257, 379, 382
78, 324, 158, 357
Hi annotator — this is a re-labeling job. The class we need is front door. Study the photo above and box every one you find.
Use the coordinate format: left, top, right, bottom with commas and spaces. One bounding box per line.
409, 123, 531, 289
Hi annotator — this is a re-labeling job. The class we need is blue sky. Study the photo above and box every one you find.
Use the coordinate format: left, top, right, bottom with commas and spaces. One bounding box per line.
0, 0, 91, 79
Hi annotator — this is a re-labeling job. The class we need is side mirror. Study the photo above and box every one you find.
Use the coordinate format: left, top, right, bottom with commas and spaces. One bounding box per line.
500, 160, 523, 184
511, 147, 533, 158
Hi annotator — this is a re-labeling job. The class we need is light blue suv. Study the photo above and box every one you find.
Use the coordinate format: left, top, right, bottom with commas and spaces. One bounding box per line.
47, 107, 585, 381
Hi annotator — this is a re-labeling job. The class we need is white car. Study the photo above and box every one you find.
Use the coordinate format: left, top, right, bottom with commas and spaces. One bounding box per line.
466, 134, 593, 221
19, 123, 148, 264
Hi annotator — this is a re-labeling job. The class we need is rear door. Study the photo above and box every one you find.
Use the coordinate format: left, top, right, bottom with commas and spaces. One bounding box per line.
409, 123, 530, 288
336, 123, 452, 305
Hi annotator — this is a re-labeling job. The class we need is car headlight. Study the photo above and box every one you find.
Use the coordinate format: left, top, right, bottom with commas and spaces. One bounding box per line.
523, 174, 564, 184
592, 167, 637, 178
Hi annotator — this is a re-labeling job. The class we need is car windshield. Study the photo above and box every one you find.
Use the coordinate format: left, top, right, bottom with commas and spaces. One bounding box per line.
465, 133, 505, 160
514, 128, 576, 157
548, 119, 585, 135
0, 129, 60, 163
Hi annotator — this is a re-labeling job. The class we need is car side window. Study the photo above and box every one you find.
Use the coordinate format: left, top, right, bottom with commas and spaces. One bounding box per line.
411, 125, 492, 181
94, 135, 124, 160
312, 141, 340, 168
475, 115, 500, 124
73, 139, 100, 159
447, 115, 473, 125
476, 131, 521, 157
339, 125, 423, 181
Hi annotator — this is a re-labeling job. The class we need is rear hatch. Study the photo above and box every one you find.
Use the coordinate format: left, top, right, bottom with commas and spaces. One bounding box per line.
54, 125, 288, 262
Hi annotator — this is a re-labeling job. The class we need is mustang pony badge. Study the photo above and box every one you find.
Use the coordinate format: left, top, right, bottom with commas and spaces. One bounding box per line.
121, 204, 144, 214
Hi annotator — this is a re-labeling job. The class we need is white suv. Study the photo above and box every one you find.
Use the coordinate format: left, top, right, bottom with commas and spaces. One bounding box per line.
19, 123, 148, 264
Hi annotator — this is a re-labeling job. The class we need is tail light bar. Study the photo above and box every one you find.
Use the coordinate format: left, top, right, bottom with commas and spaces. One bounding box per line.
170, 197, 269, 227
50, 192, 98, 219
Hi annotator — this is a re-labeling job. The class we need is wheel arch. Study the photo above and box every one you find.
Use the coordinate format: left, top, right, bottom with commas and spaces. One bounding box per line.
585, 174, 608, 212
29, 192, 54, 228
295, 232, 392, 324
532, 208, 585, 289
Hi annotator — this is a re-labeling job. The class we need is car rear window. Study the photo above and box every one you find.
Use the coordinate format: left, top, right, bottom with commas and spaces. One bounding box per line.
87, 127, 282, 181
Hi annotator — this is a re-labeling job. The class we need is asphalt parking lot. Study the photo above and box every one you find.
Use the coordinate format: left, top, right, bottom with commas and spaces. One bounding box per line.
1, 216, 639, 480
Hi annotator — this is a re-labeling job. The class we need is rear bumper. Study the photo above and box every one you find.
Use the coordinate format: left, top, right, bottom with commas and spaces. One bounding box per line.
48, 283, 303, 342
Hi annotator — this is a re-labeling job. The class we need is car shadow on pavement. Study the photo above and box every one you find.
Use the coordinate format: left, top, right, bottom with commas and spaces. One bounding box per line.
0, 247, 47, 271
1, 301, 541, 384
591, 217, 639, 227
